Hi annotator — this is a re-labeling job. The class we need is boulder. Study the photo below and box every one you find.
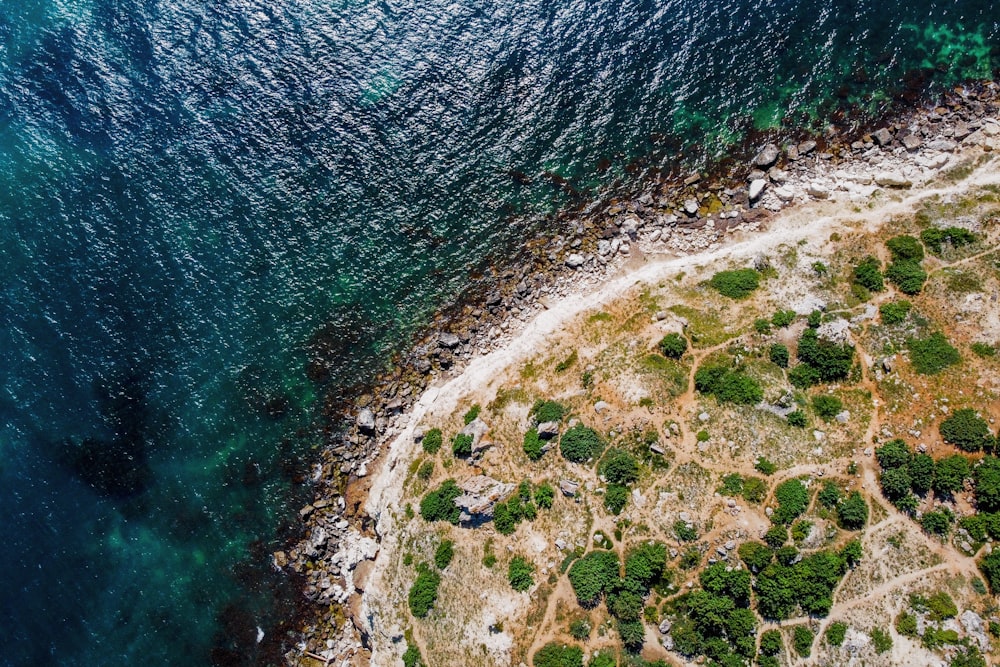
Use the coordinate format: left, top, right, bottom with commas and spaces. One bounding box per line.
439, 332, 461, 348
753, 143, 780, 168
797, 140, 817, 155
460, 417, 490, 450
455, 475, 514, 517
807, 182, 830, 199
901, 134, 922, 151
748, 179, 767, 201
875, 171, 912, 188
872, 127, 894, 146
773, 186, 794, 202
357, 408, 376, 434
565, 253, 585, 268
537, 421, 560, 439
683, 198, 699, 215
559, 479, 580, 497
594, 401, 611, 414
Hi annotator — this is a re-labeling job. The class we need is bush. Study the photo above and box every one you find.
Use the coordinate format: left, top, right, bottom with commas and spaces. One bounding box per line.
769, 343, 789, 368
604, 484, 629, 514
567, 551, 619, 607
568, 619, 590, 640
909, 453, 935, 494
422, 428, 443, 454
933, 455, 969, 495
826, 621, 847, 646
971, 342, 997, 358
896, 611, 918, 636
791, 520, 813, 543
921, 226, 977, 254
718, 473, 744, 496
402, 643, 423, 667
817, 481, 842, 509
908, 332, 961, 375
755, 457, 777, 475
659, 332, 688, 359
841, 539, 862, 567
616, 618, 646, 652
793, 626, 814, 657
531, 399, 566, 424
940, 408, 993, 452
754, 318, 772, 334
764, 525, 788, 548
870, 627, 892, 654
560, 424, 604, 463
509, 556, 535, 592
523, 429, 543, 460
926, 591, 958, 620
875, 438, 911, 469
812, 394, 843, 420
674, 520, 698, 542
980, 550, 1000, 594
738, 542, 774, 572
837, 492, 868, 530
742, 476, 767, 503
420, 480, 462, 523
694, 364, 763, 404
463, 404, 481, 424
788, 363, 820, 389
921, 509, 952, 536
759, 629, 782, 655
879, 467, 913, 502
434, 540, 455, 569
535, 483, 555, 509
773, 479, 809, 524
417, 460, 434, 481
408, 565, 441, 618
786, 410, 807, 427
772, 309, 796, 328
880, 300, 912, 324
886, 235, 925, 261
796, 328, 855, 383
601, 449, 639, 485
533, 643, 584, 667
452, 433, 473, 457
709, 268, 760, 299
853, 256, 884, 292
555, 350, 578, 373
975, 457, 1000, 512
887, 259, 927, 294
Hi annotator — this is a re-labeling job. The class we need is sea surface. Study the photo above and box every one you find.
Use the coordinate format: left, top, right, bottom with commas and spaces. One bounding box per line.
0, 1, 996, 664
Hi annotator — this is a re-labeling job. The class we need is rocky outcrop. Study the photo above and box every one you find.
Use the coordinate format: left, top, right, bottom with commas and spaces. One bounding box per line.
455, 475, 515, 520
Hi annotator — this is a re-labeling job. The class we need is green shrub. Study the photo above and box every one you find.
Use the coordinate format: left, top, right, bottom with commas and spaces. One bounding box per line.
674, 520, 698, 542
709, 268, 760, 299
887, 235, 925, 261
420, 480, 462, 523
755, 457, 777, 475
679, 547, 701, 569
463, 404, 481, 424
738, 542, 774, 572
616, 618, 646, 652
826, 621, 847, 646
741, 476, 767, 503
933, 455, 970, 495
887, 259, 927, 294
531, 399, 566, 424
586, 653, 614, 667
879, 467, 913, 502
402, 643, 423, 667
560, 424, 604, 463
980, 550, 1000, 594
694, 363, 762, 404
772, 309, 796, 328
452, 433, 473, 457
764, 525, 788, 548
940, 408, 993, 452
523, 428, 543, 460
696, 429, 710, 442
718, 473, 744, 496
841, 539, 862, 567
509, 556, 535, 592
876, 439, 912, 469
555, 350, 578, 372
601, 449, 639, 485
975, 457, 1000, 512
793, 626, 814, 657
535, 483, 555, 509
786, 410, 807, 427
754, 318, 772, 334
417, 460, 434, 481
920, 226, 977, 254
769, 343, 789, 368
909, 453, 935, 494
422, 428, 443, 454
604, 484, 629, 514
532, 642, 584, 667
870, 627, 892, 654
408, 564, 441, 618
879, 299, 912, 324
807, 309, 822, 327
926, 591, 958, 620
971, 342, 997, 358
567, 550, 619, 607
796, 328, 855, 384
853, 256, 884, 292
658, 332, 688, 359
908, 332, 961, 375
773, 479, 809, 524
817, 481, 842, 508
791, 520, 813, 543
812, 394, 843, 420
434, 539, 455, 569
921, 509, 953, 536
759, 629, 783, 656
837, 491, 868, 530
568, 619, 590, 640
950, 646, 988, 667
788, 363, 821, 389
896, 611, 918, 636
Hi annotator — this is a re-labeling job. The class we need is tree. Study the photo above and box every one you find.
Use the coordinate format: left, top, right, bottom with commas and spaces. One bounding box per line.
402, 643, 423, 667
532, 643, 584, 667
659, 332, 687, 359
795, 328, 855, 384
933, 455, 969, 495
509, 556, 535, 592
434, 539, 455, 569
769, 343, 789, 368
568, 619, 590, 640
535, 483, 555, 509
773, 479, 809, 524
812, 394, 843, 420
980, 550, 1000, 594
604, 484, 629, 514
420, 480, 462, 523
560, 424, 604, 463
617, 618, 646, 652
886, 235, 925, 261
853, 256, 884, 292
452, 433, 473, 457
772, 309, 796, 327
737, 541, 773, 572
601, 449, 639, 485
879, 467, 912, 501
908, 332, 961, 375
880, 300, 912, 324
759, 629, 783, 656
817, 481, 842, 509
567, 551, 619, 607
826, 621, 847, 647
793, 626, 814, 657
886, 259, 927, 294
764, 525, 788, 548
940, 409, 994, 453
908, 453, 935, 494
841, 539, 862, 567
837, 492, 868, 530
531, 399, 566, 424
700, 562, 751, 607
408, 565, 441, 618
975, 457, 1000, 512
876, 439, 912, 469
523, 428, 543, 460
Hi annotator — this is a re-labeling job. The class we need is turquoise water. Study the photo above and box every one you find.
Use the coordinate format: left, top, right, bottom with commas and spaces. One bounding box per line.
0, 1, 996, 665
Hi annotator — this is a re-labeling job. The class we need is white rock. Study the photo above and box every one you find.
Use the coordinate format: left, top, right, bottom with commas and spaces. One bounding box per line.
748, 179, 767, 201
773, 186, 794, 201
807, 182, 830, 199
875, 171, 912, 187
565, 253, 585, 268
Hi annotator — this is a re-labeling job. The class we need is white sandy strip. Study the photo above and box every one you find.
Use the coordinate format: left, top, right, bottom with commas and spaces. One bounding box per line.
365, 162, 1000, 529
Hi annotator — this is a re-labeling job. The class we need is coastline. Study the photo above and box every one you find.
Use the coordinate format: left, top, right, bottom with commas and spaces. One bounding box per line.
282, 81, 1000, 666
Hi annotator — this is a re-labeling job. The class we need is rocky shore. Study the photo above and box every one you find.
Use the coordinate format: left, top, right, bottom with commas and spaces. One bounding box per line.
278, 81, 1000, 666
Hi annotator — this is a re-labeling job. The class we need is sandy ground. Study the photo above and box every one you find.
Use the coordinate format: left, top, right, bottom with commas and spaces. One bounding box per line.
358, 158, 1000, 665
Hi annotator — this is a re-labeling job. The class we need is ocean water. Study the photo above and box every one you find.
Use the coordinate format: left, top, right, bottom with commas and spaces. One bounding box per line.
0, 1, 996, 664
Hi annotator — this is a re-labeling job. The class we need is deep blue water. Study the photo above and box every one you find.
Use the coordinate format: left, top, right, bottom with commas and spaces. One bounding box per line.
0, 1, 996, 664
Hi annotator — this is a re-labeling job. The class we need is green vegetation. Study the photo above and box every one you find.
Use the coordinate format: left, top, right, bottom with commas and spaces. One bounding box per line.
568, 550, 620, 607
772, 309, 796, 328
601, 449, 639, 485
825, 621, 847, 646
812, 394, 843, 420
773, 478, 809, 524
759, 629, 782, 655
920, 226, 977, 255
791, 519, 813, 543
880, 299, 912, 324
769, 343, 789, 368
975, 457, 1000, 512
535, 483, 555, 509
532, 399, 567, 424
980, 549, 1000, 593
886, 259, 928, 294
422, 428, 443, 454
420, 480, 462, 524
533, 643, 584, 667
569, 619, 590, 640
925, 591, 958, 620
817, 481, 842, 508
870, 627, 892, 653
837, 492, 869, 530
764, 525, 788, 548
742, 476, 767, 503
792, 328, 855, 387
754, 549, 851, 619
738, 542, 774, 572
673, 520, 698, 542
508, 556, 535, 592
718, 473, 744, 496
708, 268, 760, 299
658, 332, 688, 359
452, 433, 474, 457
887, 234, 925, 261
555, 350, 578, 373
434, 539, 454, 569
402, 643, 423, 667
694, 363, 763, 404
908, 332, 961, 375
560, 424, 605, 463
940, 408, 994, 452
934, 455, 970, 495
853, 256, 884, 292
793, 625, 814, 657
897, 611, 918, 636
755, 457, 777, 475
493, 481, 542, 535
604, 484, 629, 515
523, 428, 543, 460
463, 404, 481, 424
417, 460, 434, 481
786, 410, 807, 427
909, 453, 935, 494
408, 564, 441, 618
921, 509, 953, 536
754, 318, 772, 334
971, 342, 997, 358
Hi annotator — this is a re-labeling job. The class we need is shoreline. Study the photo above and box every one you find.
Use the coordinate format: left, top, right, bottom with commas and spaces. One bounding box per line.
281, 81, 1000, 665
